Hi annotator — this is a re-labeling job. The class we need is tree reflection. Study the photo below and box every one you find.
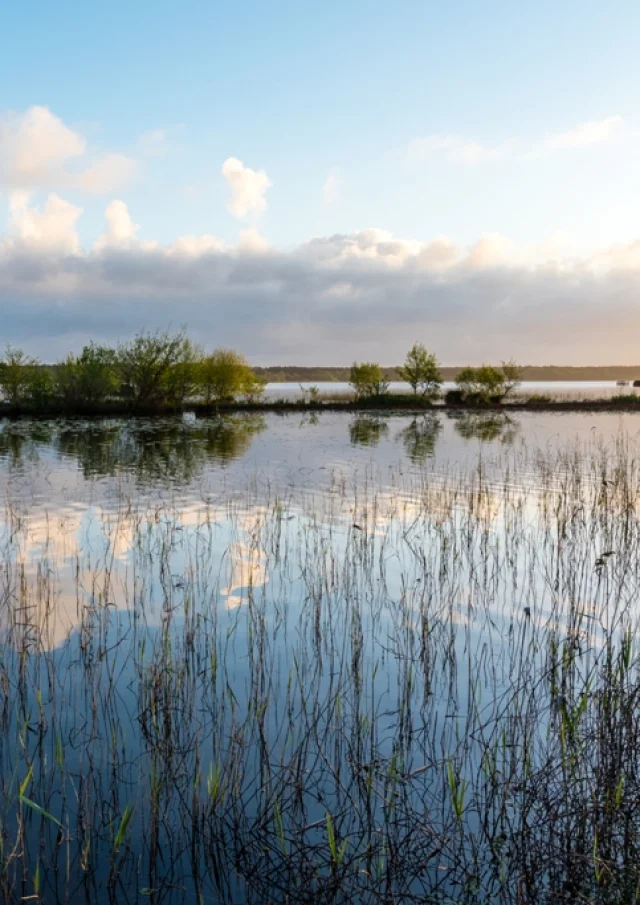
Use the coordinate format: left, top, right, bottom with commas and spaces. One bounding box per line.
397, 414, 442, 463
449, 412, 519, 444
0, 421, 56, 468
0, 415, 266, 482
349, 415, 389, 447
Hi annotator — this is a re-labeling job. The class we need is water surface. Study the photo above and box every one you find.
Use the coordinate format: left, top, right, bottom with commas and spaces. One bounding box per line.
1, 411, 639, 904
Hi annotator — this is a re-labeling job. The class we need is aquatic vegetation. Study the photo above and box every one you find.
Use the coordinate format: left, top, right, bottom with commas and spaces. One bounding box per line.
0, 416, 639, 902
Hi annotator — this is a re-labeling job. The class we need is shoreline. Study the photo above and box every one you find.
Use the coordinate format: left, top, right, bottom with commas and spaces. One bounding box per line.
2, 396, 640, 419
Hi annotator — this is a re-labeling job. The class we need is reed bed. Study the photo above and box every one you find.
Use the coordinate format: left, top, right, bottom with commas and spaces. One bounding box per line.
0, 428, 639, 903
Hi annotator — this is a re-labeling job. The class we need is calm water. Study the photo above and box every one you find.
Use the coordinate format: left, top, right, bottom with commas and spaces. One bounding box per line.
1, 411, 640, 903
265, 380, 640, 400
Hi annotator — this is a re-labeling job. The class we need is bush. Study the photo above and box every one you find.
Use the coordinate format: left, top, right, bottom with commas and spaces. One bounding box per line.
455, 362, 522, 404
0, 346, 38, 407
444, 389, 465, 405
611, 394, 640, 404
117, 329, 195, 409
26, 368, 55, 409
397, 344, 442, 399
349, 362, 389, 400
56, 344, 120, 409
197, 349, 263, 404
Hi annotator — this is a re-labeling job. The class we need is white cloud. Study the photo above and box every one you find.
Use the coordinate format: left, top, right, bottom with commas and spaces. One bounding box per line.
238, 227, 269, 253
540, 116, 624, 152
0, 106, 85, 188
322, 167, 342, 206
409, 116, 624, 165
221, 157, 272, 219
6, 190, 81, 254
0, 106, 137, 195
94, 200, 139, 250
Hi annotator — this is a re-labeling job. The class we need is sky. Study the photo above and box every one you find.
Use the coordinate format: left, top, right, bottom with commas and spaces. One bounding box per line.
1, 0, 640, 364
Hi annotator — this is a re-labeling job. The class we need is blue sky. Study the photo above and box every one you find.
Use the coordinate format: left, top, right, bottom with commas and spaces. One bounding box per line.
1, 0, 640, 363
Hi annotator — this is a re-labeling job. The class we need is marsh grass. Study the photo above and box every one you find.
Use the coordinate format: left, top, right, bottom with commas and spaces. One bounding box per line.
0, 430, 639, 902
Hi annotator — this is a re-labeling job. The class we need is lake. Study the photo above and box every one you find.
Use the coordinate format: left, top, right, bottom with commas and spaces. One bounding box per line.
1, 411, 639, 903
264, 380, 640, 400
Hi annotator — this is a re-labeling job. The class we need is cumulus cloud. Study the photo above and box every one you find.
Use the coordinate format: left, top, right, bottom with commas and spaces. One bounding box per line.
1, 201, 640, 364
6, 191, 81, 254
0, 106, 85, 187
322, 167, 342, 206
221, 157, 272, 219
0, 106, 137, 195
409, 116, 624, 165
94, 200, 140, 251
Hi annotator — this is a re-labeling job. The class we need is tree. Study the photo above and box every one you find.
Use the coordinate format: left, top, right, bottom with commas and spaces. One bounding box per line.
397, 344, 442, 399
25, 368, 54, 409
500, 359, 523, 399
0, 346, 38, 407
56, 343, 119, 408
165, 342, 203, 406
242, 372, 267, 403
455, 364, 515, 403
197, 349, 260, 404
117, 329, 194, 408
349, 362, 389, 400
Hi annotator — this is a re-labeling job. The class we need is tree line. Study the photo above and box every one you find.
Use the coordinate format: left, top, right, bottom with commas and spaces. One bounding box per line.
0, 330, 265, 412
0, 332, 524, 413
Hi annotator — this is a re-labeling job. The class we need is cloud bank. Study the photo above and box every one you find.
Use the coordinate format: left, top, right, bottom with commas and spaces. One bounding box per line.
1, 197, 640, 364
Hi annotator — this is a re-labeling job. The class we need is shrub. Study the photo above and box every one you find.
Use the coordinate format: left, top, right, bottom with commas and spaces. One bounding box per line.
0, 346, 38, 407
349, 362, 389, 400
527, 394, 553, 404
611, 394, 640, 404
25, 368, 55, 409
444, 389, 465, 405
455, 362, 522, 404
117, 329, 194, 408
397, 344, 442, 399
198, 349, 261, 404
56, 344, 120, 408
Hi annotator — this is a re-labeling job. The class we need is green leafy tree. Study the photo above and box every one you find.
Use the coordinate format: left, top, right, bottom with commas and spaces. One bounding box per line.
455, 364, 514, 403
500, 359, 523, 399
349, 362, 389, 400
398, 344, 442, 398
242, 372, 267, 403
0, 346, 38, 407
166, 342, 203, 406
56, 343, 119, 408
197, 349, 259, 404
117, 329, 194, 408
